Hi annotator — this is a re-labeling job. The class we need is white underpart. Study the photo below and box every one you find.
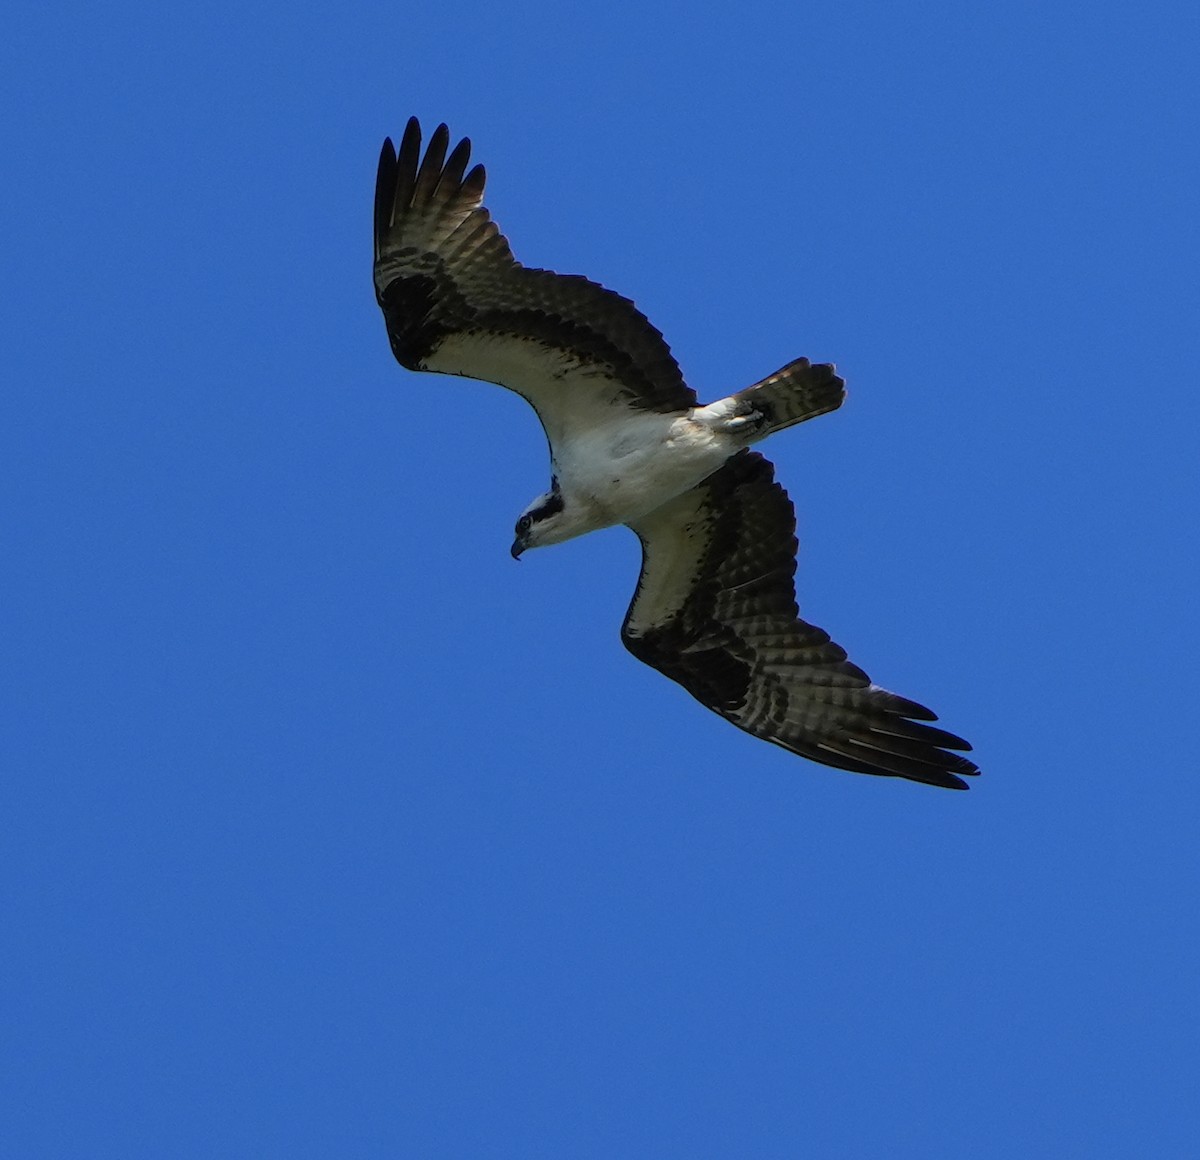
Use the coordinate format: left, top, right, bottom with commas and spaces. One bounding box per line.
426, 331, 750, 541
553, 410, 736, 531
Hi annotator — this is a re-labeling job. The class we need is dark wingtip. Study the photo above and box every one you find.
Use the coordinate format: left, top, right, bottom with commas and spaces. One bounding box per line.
387, 117, 424, 216
462, 162, 487, 200
940, 753, 982, 787
374, 137, 399, 246
413, 122, 451, 203
897, 757, 979, 791
439, 135, 473, 192
892, 694, 940, 722
397, 117, 422, 173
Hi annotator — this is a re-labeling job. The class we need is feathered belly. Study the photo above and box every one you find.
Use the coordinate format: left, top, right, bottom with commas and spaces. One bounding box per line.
555, 415, 734, 527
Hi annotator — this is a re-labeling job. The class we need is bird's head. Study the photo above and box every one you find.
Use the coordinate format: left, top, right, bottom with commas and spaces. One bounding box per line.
510, 485, 573, 558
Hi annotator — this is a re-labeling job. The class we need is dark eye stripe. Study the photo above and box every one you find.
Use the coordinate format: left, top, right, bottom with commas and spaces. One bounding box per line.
531, 492, 564, 523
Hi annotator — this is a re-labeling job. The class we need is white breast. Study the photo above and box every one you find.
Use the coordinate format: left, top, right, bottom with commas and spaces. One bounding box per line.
555, 412, 735, 527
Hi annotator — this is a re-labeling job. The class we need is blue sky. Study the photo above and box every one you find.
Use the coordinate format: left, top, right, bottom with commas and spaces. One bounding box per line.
4, 1, 1198, 1155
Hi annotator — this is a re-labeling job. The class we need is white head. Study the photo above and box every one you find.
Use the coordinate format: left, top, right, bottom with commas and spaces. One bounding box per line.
510, 480, 593, 558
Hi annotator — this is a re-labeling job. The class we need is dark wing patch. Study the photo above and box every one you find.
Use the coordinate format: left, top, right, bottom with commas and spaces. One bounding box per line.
373, 119, 696, 429
623, 452, 979, 789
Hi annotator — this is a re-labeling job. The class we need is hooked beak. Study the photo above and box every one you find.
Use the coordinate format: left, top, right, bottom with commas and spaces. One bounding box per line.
510, 537, 525, 561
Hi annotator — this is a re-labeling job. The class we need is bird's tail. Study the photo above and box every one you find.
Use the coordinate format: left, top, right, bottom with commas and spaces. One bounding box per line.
728, 358, 846, 438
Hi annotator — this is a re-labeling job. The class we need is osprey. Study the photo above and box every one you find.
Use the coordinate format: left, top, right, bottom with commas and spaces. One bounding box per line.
374, 118, 978, 789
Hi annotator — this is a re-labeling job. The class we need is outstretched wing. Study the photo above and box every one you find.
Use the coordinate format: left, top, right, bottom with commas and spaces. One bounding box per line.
374, 118, 696, 449
622, 452, 979, 788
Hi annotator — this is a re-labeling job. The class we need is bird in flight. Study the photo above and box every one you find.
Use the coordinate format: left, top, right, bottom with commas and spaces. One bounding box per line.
373, 118, 978, 789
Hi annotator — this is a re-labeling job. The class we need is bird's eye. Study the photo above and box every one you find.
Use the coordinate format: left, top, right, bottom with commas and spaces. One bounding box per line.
516, 515, 532, 534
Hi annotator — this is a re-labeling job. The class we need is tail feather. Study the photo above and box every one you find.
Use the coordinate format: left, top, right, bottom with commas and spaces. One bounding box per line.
731, 358, 845, 437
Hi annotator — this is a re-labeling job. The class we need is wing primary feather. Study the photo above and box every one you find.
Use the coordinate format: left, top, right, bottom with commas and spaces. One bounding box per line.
816, 743, 973, 789
374, 138, 397, 252
413, 122, 450, 205
868, 690, 939, 721
392, 117, 422, 210
849, 731, 978, 773
867, 717, 974, 751
460, 162, 488, 204
817, 738, 975, 786
436, 136, 473, 200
